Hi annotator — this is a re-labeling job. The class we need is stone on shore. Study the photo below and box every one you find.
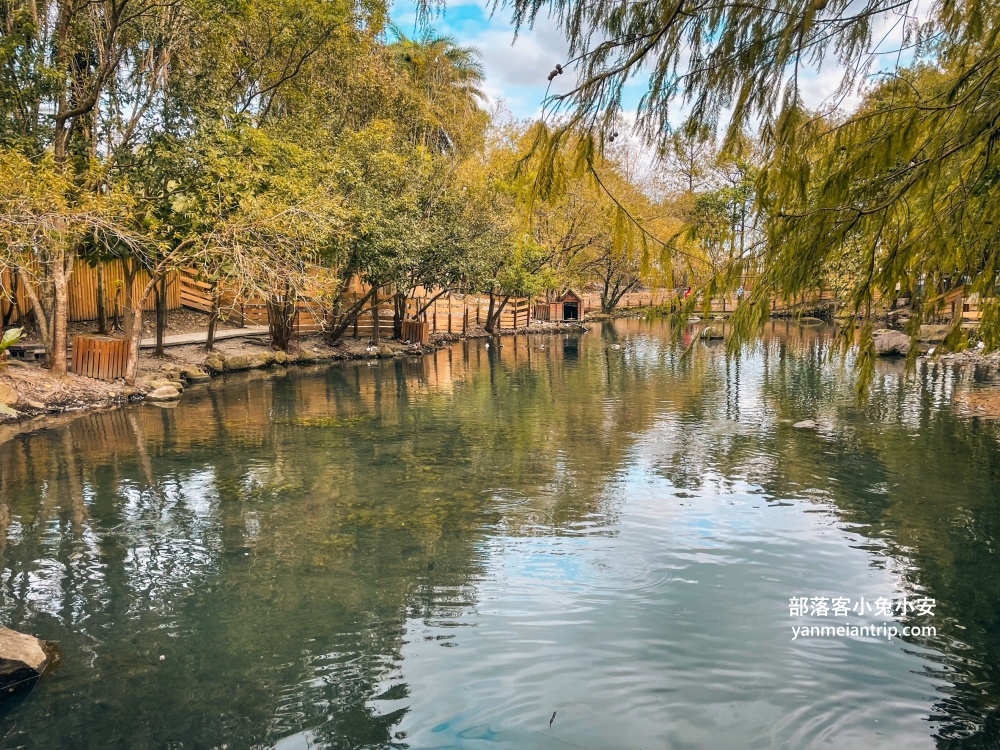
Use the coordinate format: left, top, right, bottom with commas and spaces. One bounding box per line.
147, 385, 181, 401
0, 383, 18, 407
247, 356, 265, 369
700, 326, 724, 340
919, 325, 951, 343
224, 355, 251, 372
273, 350, 288, 365
180, 365, 211, 382
204, 356, 225, 374
874, 330, 911, 356
0, 627, 48, 698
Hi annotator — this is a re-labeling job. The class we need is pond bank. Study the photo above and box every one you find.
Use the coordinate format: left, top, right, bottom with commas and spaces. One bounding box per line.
0, 320, 588, 433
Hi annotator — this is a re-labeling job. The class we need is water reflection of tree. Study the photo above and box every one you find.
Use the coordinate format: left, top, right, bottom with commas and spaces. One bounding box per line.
640, 321, 1000, 749
0, 329, 690, 747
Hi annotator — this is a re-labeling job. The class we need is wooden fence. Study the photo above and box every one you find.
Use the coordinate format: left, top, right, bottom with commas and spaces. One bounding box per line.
177, 271, 536, 338
1, 261, 181, 324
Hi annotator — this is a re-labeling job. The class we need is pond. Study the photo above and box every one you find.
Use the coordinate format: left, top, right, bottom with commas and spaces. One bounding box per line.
1, 319, 1000, 749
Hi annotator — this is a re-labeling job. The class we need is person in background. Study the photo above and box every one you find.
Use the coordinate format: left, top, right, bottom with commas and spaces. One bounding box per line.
737, 286, 744, 304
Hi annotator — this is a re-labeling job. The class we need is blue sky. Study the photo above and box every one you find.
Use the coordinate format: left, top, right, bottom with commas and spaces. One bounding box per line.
389, 1, 581, 120
388, 1, 928, 127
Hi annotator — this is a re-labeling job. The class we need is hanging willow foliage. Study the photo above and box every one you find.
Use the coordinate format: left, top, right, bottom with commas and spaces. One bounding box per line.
496, 0, 1000, 384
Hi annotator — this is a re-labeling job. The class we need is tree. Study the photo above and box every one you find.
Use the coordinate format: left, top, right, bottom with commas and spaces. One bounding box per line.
497, 0, 1000, 356
389, 28, 487, 153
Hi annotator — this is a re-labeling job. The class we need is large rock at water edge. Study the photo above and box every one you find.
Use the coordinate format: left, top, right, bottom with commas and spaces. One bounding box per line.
0, 627, 48, 698
204, 356, 225, 374
874, 330, 912, 357
146, 385, 181, 402
700, 326, 724, 340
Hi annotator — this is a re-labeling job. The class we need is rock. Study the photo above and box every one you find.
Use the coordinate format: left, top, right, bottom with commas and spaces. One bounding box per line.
0, 383, 18, 407
918, 325, 951, 343
274, 350, 288, 365
180, 365, 207, 380
793, 419, 818, 429
0, 627, 48, 698
147, 379, 172, 390
185, 371, 211, 383
700, 326, 724, 340
874, 330, 912, 356
799, 316, 823, 325
146, 385, 180, 401
250, 352, 275, 368
25, 400, 45, 410
224, 355, 251, 372
378, 344, 395, 358
247, 355, 269, 369
204, 356, 224, 374
167, 380, 185, 391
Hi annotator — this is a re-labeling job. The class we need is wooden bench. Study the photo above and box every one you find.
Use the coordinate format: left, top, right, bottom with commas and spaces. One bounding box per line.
72, 336, 129, 380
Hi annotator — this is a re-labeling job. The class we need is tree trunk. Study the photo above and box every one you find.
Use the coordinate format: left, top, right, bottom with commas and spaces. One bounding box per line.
370, 289, 380, 344
48, 251, 73, 376
125, 269, 175, 385
393, 292, 407, 339
16, 267, 46, 343
1, 272, 20, 327
205, 294, 219, 352
266, 290, 296, 351
154, 275, 167, 356
485, 293, 510, 333
484, 292, 497, 334
121, 260, 140, 343
326, 287, 378, 345
96, 260, 108, 334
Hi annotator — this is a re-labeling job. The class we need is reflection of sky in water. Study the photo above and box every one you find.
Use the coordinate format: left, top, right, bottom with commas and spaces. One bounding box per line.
387, 450, 945, 750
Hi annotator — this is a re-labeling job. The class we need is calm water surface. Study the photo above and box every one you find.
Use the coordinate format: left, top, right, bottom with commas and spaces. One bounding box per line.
1, 319, 1000, 749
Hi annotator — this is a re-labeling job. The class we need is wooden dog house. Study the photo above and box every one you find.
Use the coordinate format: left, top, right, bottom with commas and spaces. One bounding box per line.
534, 289, 583, 322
